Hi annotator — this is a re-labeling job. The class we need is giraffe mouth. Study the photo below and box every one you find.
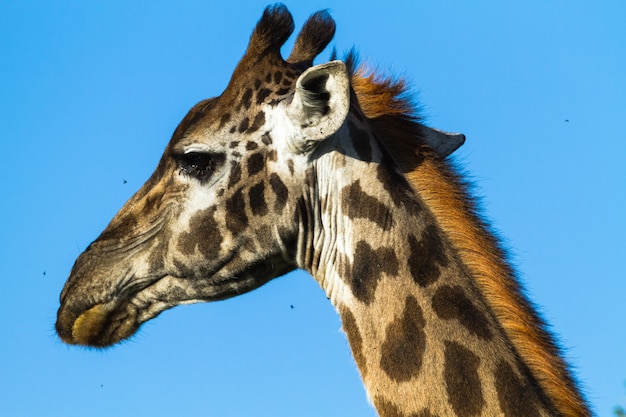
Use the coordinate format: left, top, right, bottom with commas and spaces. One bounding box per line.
56, 274, 192, 347
56, 268, 271, 347
64, 301, 136, 347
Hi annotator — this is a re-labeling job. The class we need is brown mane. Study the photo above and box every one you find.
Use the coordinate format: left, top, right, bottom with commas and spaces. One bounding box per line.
349, 59, 589, 417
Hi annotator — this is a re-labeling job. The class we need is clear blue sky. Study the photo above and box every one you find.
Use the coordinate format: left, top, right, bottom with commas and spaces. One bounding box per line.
1, 1, 624, 416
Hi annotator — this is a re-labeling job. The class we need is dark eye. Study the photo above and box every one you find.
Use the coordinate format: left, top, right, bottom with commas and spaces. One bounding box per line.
176, 152, 225, 184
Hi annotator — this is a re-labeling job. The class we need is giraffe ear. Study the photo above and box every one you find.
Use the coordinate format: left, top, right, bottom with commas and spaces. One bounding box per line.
420, 126, 466, 158
287, 60, 350, 152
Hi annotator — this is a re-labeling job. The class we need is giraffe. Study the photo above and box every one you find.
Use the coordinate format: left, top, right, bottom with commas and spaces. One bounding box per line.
56, 5, 591, 417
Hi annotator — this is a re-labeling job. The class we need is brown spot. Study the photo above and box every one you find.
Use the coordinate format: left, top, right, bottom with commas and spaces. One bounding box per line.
348, 120, 372, 161
256, 88, 272, 105
247, 111, 265, 133
269, 173, 288, 213
347, 241, 399, 304
229, 141, 239, 149
228, 161, 242, 187
246, 141, 258, 151
265, 72, 272, 83
287, 159, 294, 175
273, 71, 283, 84
407, 226, 448, 287
432, 285, 492, 340
229, 125, 236, 134
374, 397, 437, 417
248, 182, 267, 216
254, 79, 262, 89
339, 306, 367, 376
225, 189, 248, 233
240, 88, 253, 109
261, 133, 273, 145
238, 117, 250, 133
495, 361, 541, 417
177, 207, 222, 257
341, 180, 393, 230
275, 87, 290, 96
219, 113, 231, 129
443, 341, 484, 417
247, 152, 264, 176
380, 295, 426, 382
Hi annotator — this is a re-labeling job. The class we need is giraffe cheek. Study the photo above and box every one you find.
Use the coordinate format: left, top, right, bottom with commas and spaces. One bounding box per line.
248, 181, 268, 216
176, 207, 224, 259
225, 189, 249, 233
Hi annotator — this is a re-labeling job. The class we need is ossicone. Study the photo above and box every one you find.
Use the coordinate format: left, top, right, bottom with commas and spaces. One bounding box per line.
288, 10, 336, 66
242, 4, 336, 68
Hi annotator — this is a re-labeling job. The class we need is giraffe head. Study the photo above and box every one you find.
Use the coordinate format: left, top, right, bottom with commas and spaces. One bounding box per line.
56, 5, 462, 347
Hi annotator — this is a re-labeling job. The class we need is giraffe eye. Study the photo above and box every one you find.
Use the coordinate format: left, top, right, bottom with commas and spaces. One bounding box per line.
176, 152, 225, 184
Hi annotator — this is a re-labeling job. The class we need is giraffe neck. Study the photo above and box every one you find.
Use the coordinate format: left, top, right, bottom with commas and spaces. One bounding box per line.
296, 114, 559, 417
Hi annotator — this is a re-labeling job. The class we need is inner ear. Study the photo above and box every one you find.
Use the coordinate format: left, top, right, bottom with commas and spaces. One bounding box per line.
288, 61, 350, 146
299, 72, 331, 121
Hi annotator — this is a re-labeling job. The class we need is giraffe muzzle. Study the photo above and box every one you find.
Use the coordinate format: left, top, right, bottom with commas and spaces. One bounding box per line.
56, 298, 142, 347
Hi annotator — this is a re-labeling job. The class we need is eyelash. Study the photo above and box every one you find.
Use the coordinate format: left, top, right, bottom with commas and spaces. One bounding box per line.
176, 152, 225, 184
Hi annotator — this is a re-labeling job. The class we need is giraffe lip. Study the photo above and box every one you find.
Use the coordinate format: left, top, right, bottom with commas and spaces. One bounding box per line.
68, 303, 113, 346
56, 298, 142, 348
56, 266, 275, 347
56, 274, 168, 347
